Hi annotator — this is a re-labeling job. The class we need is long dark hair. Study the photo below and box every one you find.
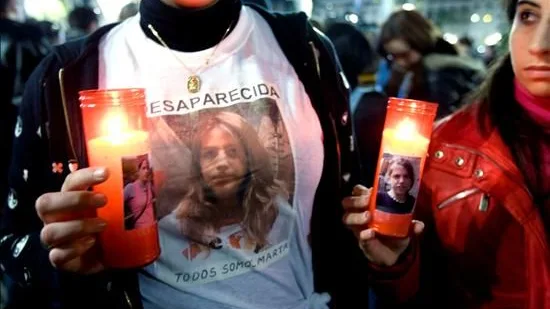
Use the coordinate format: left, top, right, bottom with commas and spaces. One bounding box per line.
378, 10, 457, 59
475, 0, 548, 203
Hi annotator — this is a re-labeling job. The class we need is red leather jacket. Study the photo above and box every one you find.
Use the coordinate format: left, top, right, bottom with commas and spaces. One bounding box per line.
372, 104, 550, 308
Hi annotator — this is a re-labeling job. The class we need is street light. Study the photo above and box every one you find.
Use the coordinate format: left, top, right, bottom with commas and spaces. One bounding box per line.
477, 45, 486, 54
402, 3, 416, 11
483, 14, 493, 23
346, 13, 359, 24
443, 33, 458, 45
484, 32, 503, 46
470, 13, 480, 23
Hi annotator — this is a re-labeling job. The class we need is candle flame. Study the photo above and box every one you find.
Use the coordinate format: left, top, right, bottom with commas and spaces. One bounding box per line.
394, 118, 418, 141
102, 111, 129, 144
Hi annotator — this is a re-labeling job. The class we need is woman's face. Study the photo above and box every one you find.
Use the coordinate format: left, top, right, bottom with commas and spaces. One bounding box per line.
389, 165, 412, 196
200, 126, 247, 199
510, 0, 550, 97
384, 38, 423, 69
138, 160, 150, 182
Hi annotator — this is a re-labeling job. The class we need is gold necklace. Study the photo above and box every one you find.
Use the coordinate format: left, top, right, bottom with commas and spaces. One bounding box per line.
147, 22, 234, 94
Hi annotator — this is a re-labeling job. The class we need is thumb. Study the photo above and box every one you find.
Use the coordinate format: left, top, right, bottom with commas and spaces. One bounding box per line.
411, 220, 425, 235
352, 185, 371, 197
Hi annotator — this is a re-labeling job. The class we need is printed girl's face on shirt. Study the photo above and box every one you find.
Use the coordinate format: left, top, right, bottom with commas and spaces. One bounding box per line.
200, 126, 247, 200
510, 0, 550, 97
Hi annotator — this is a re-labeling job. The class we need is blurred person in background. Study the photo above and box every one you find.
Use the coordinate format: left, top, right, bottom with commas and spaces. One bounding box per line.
456, 36, 476, 59
344, 0, 550, 307
66, 6, 99, 41
378, 10, 485, 118
36, 21, 64, 46
325, 22, 375, 91
483, 45, 499, 68
119, 2, 139, 21
325, 22, 385, 188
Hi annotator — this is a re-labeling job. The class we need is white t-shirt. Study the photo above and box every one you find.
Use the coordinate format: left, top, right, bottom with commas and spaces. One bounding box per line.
98, 6, 326, 309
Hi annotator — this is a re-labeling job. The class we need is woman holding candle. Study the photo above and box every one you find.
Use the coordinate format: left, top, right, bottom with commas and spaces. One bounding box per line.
0, 0, 366, 308
343, 0, 550, 307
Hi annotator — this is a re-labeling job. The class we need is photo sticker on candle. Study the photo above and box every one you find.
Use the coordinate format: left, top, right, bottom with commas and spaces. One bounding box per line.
122, 154, 157, 230
376, 153, 421, 215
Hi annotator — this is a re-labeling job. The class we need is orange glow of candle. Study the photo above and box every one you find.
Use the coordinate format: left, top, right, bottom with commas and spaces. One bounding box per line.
100, 111, 129, 144
80, 89, 160, 269
382, 117, 430, 157
369, 98, 438, 238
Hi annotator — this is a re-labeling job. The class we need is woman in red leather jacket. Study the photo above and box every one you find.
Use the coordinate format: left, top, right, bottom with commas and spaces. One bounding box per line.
343, 0, 550, 308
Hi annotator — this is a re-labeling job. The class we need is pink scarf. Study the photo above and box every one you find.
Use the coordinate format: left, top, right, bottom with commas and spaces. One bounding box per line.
514, 79, 550, 129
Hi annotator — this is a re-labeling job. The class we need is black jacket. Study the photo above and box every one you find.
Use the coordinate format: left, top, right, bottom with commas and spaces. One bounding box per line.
0, 19, 50, 222
1, 7, 368, 309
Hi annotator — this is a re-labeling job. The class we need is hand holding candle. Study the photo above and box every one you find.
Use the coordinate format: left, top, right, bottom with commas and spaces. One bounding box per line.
37, 167, 109, 274
341, 184, 425, 266
80, 88, 160, 269
368, 98, 437, 238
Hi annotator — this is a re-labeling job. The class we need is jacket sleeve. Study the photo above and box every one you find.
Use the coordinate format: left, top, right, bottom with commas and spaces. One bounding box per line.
314, 29, 361, 189
0, 54, 62, 300
310, 29, 371, 309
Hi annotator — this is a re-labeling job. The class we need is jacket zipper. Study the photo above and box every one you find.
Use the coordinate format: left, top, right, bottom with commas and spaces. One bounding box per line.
123, 290, 133, 309
437, 189, 491, 213
437, 188, 480, 209
308, 41, 321, 77
478, 193, 490, 212
58, 68, 78, 161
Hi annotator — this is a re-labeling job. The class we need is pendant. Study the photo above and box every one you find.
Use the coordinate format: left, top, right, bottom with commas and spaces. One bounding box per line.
187, 75, 201, 94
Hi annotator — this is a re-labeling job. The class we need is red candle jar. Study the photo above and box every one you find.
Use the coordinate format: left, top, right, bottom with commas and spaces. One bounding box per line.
79, 88, 160, 268
368, 98, 438, 237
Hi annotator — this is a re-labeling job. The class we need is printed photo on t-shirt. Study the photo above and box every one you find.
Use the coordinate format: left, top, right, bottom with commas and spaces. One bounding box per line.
146, 84, 296, 285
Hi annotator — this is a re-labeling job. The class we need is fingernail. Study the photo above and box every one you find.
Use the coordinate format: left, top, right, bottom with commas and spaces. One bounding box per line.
91, 194, 107, 207
93, 168, 107, 181
83, 236, 96, 247
366, 230, 374, 238
364, 212, 370, 221
92, 219, 107, 232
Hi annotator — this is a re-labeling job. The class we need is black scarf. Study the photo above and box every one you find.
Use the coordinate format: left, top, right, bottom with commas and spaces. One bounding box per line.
139, 0, 242, 52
